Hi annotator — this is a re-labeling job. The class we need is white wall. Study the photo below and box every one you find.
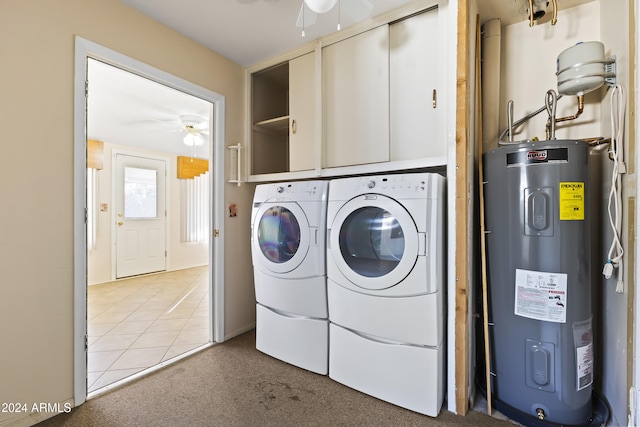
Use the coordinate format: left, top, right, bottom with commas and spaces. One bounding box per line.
598, 2, 633, 425
0, 1, 253, 425
88, 142, 209, 285
499, 2, 602, 144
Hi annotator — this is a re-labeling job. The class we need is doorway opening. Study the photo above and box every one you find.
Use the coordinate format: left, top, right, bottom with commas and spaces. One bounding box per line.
74, 38, 225, 405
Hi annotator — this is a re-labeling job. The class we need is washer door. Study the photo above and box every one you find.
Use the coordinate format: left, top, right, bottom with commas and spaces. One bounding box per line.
253, 202, 310, 274
329, 194, 419, 290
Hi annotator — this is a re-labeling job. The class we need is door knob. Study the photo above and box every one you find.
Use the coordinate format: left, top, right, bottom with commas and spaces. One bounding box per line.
117, 221, 124, 226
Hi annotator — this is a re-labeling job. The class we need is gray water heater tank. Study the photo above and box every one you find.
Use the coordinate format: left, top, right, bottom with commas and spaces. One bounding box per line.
483, 140, 593, 425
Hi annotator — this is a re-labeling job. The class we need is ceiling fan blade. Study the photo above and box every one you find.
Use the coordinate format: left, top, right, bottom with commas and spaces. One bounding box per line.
340, 0, 373, 22
149, 128, 183, 133
126, 118, 178, 126
296, 3, 318, 28
127, 119, 185, 133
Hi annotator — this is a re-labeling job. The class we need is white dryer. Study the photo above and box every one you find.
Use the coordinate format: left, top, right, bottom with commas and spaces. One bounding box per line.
251, 180, 329, 374
326, 173, 446, 416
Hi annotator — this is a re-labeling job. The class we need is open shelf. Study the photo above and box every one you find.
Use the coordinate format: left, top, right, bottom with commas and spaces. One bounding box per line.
253, 115, 289, 135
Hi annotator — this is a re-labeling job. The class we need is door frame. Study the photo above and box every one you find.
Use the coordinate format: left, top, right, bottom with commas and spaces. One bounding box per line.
112, 151, 170, 280
73, 36, 226, 406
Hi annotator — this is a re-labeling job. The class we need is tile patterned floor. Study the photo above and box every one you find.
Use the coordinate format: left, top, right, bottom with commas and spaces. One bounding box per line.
87, 266, 209, 393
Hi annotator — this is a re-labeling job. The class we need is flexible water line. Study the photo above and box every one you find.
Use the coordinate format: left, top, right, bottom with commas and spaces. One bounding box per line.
545, 89, 557, 139
498, 94, 565, 145
508, 100, 514, 142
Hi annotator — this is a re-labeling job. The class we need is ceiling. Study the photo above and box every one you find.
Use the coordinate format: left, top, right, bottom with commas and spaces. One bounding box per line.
120, 0, 415, 68
118, 0, 593, 68
89, 0, 594, 155
87, 58, 213, 157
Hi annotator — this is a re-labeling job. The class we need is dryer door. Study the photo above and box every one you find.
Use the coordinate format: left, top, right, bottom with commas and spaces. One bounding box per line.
252, 201, 310, 274
329, 194, 419, 290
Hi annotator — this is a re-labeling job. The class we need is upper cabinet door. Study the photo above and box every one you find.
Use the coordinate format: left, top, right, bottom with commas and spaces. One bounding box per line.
289, 52, 316, 172
390, 8, 442, 161
323, 25, 390, 168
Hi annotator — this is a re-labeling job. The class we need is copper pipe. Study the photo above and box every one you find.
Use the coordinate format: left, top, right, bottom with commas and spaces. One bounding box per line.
550, 0, 558, 25
545, 95, 584, 139
555, 95, 584, 124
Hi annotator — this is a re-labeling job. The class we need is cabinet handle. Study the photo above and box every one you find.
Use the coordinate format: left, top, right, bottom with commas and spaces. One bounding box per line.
291, 119, 297, 135
432, 89, 437, 108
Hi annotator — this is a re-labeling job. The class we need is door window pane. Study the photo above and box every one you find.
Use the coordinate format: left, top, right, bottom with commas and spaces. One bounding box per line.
124, 166, 158, 219
339, 207, 405, 277
258, 206, 301, 263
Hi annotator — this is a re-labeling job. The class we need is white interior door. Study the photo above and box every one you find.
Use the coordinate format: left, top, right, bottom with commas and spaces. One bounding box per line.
115, 153, 167, 278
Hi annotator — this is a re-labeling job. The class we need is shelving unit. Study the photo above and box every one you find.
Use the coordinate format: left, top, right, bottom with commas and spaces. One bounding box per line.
250, 62, 289, 175
253, 116, 289, 134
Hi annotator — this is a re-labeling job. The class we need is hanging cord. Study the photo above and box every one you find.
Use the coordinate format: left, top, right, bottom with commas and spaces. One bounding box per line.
301, 0, 306, 37
602, 84, 626, 293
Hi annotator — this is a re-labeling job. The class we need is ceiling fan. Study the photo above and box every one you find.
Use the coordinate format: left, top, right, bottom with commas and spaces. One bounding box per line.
144, 114, 209, 146
296, 0, 373, 35
179, 115, 209, 146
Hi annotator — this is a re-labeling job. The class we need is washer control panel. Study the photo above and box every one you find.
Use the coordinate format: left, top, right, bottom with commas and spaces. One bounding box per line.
266, 180, 328, 202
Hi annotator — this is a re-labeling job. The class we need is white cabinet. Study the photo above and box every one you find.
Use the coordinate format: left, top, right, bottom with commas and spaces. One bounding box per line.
322, 25, 390, 168
322, 7, 441, 169
248, 4, 444, 181
390, 8, 442, 161
289, 52, 316, 172
250, 53, 317, 175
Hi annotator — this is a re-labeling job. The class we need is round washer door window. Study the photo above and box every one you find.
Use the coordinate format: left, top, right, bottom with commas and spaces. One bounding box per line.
258, 206, 301, 263
330, 194, 419, 290
253, 201, 310, 274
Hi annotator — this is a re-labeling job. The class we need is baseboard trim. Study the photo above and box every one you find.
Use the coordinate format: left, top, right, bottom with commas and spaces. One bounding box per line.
224, 322, 256, 342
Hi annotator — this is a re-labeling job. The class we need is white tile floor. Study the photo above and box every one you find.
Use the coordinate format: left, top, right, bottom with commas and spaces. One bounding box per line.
87, 266, 209, 393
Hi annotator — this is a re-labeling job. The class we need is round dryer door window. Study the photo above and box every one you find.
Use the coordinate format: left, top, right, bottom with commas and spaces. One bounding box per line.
339, 207, 404, 277
253, 202, 310, 274
330, 195, 419, 290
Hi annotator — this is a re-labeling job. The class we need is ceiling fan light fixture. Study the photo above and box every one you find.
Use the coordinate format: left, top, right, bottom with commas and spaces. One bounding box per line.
305, 0, 338, 14
180, 115, 206, 146
183, 130, 204, 146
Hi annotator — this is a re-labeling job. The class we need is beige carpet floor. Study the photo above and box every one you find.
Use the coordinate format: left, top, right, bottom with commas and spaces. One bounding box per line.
39, 330, 516, 427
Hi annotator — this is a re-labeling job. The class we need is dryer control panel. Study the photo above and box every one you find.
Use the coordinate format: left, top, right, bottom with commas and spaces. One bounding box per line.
332, 174, 444, 200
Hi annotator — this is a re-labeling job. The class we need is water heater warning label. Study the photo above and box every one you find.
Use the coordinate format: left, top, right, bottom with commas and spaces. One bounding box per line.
559, 182, 585, 220
573, 318, 594, 391
514, 269, 567, 323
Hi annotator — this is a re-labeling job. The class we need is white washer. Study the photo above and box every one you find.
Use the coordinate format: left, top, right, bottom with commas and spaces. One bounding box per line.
251, 180, 329, 374
326, 173, 446, 416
